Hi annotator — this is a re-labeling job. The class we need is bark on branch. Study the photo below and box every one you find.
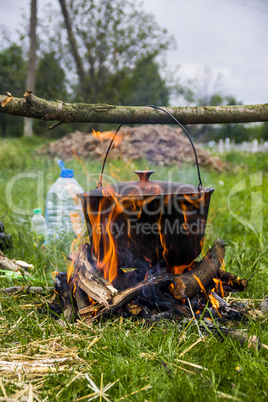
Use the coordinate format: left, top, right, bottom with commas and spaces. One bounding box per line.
1, 92, 268, 125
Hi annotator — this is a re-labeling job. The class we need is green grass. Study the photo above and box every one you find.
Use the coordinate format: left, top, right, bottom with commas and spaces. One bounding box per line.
0, 137, 267, 401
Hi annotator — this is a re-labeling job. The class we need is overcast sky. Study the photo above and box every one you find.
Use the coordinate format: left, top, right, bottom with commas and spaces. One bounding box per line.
0, 0, 267, 105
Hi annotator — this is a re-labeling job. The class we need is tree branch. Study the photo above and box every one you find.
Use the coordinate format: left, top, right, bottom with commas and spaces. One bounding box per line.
1, 92, 268, 125
58, 0, 86, 95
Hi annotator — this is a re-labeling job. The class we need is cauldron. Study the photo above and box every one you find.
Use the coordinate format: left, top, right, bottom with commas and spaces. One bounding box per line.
78, 106, 214, 271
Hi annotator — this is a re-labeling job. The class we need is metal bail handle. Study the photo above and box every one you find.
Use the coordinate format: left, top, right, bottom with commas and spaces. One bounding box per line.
97, 106, 203, 190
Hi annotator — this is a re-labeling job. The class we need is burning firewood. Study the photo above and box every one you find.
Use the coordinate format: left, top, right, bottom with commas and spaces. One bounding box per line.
172, 239, 226, 300
70, 243, 118, 307
218, 269, 248, 293
52, 239, 250, 324
53, 271, 77, 324
76, 239, 237, 322
79, 272, 172, 321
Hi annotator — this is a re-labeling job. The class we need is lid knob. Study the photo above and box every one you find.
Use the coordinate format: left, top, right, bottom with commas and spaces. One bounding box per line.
134, 170, 155, 181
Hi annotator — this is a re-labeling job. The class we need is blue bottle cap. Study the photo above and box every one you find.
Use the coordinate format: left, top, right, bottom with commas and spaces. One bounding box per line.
58, 160, 74, 178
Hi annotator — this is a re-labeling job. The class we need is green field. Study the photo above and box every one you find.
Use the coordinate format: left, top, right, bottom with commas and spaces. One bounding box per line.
0, 137, 267, 401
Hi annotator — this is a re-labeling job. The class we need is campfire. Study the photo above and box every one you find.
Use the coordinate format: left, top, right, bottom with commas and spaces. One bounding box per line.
54, 236, 248, 324
52, 169, 248, 326
52, 110, 251, 330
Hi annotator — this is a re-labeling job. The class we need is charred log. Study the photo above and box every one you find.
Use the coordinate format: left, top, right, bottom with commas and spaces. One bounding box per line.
74, 285, 91, 312
53, 271, 77, 323
71, 243, 117, 307
79, 273, 172, 322
218, 269, 248, 292
51, 239, 249, 324
172, 239, 226, 300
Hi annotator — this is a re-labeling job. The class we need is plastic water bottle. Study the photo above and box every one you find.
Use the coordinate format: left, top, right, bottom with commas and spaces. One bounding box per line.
45, 160, 85, 244
31, 208, 48, 246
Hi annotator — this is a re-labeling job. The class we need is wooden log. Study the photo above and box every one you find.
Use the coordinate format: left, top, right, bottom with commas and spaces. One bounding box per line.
74, 285, 91, 312
216, 328, 267, 351
63, 239, 248, 322
77, 240, 225, 317
259, 296, 268, 313
218, 269, 248, 292
152, 293, 191, 318
78, 279, 191, 318
172, 303, 191, 318
0, 286, 52, 294
77, 239, 234, 321
173, 239, 226, 300
225, 330, 267, 350
80, 273, 172, 321
0, 251, 29, 275
1, 92, 268, 124
53, 271, 78, 324
71, 243, 118, 307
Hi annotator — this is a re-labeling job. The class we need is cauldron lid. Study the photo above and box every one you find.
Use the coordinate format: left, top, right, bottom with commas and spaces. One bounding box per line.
78, 170, 214, 198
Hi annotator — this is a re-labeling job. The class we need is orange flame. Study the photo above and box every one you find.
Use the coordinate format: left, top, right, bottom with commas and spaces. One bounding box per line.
208, 289, 223, 316
208, 292, 220, 311
219, 255, 225, 271
82, 176, 207, 288
213, 278, 225, 298
72, 277, 78, 296
92, 129, 123, 149
86, 193, 119, 283
67, 260, 74, 283
193, 274, 208, 299
170, 260, 197, 275
86, 180, 166, 283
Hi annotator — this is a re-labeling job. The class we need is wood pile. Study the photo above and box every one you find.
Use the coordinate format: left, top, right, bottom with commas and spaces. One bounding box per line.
39, 125, 224, 171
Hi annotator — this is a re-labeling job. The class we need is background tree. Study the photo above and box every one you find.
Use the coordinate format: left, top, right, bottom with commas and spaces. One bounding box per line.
182, 68, 226, 107
0, 44, 71, 138
0, 44, 26, 137
116, 59, 170, 106
35, 51, 68, 101
57, 0, 174, 104
180, 68, 249, 142
33, 50, 70, 136
24, 0, 37, 137
1, 1, 267, 142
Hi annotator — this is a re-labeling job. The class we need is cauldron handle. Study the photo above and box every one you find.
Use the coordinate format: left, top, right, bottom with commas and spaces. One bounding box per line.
97, 106, 203, 190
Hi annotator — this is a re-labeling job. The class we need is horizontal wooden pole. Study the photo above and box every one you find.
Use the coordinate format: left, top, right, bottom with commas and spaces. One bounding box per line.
1, 92, 268, 125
